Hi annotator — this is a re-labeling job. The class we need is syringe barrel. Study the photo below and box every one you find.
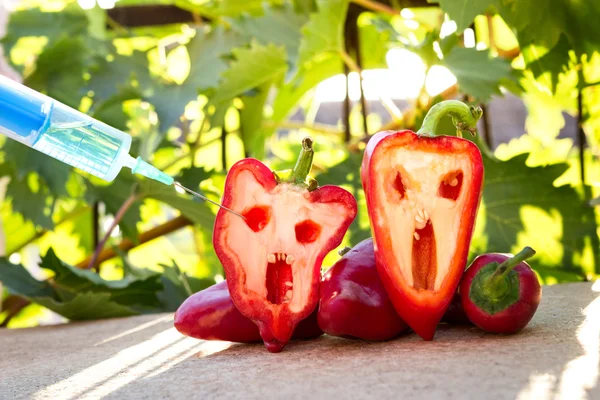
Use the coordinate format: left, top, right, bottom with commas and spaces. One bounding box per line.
0, 75, 133, 182
0, 74, 51, 144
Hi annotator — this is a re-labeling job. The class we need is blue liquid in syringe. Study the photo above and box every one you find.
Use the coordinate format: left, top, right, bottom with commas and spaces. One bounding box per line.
33, 122, 125, 179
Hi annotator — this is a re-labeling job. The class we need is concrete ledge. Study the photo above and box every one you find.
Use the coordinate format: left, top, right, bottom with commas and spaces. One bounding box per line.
1, 282, 598, 399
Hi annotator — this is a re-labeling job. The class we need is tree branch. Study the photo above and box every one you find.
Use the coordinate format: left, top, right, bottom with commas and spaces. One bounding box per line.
87, 192, 140, 269
77, 216, 193, 268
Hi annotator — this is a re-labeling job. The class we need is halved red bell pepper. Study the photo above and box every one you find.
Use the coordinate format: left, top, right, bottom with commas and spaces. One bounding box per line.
361, 100, 484, 340
213, 138, 357, 352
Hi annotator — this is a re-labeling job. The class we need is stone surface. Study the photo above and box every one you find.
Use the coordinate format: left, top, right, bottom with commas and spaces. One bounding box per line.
1, 282, 599, 400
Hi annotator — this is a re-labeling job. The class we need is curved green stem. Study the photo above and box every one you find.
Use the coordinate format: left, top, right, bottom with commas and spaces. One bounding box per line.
417, 100, 483, 138
492, 246, 536, 281
289, 137, 315, 185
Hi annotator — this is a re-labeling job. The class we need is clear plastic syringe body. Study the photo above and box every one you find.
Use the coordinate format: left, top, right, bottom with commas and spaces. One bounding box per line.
0, 74, 173, 185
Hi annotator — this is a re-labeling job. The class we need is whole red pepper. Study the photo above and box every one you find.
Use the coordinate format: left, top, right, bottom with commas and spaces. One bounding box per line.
361, 100, 484, 340
174, 281, 323, 343
319, 238, 409, 341
460, 247, 541, 333
213, 138, 357, 352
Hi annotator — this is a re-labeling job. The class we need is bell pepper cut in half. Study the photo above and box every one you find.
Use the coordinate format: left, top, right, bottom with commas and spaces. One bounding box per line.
361, 100, 484, 340
213, 138, 357, 352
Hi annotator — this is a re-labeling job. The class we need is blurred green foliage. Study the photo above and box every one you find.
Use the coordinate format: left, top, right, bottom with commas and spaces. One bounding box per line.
0, 0, 599, 326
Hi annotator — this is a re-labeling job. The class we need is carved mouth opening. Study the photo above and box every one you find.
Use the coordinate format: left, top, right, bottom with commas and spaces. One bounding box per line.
266, 253, 294, 304
412, 220, 437, 291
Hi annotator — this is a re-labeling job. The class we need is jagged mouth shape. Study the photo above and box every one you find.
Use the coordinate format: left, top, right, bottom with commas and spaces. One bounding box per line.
266, 252, 295, 304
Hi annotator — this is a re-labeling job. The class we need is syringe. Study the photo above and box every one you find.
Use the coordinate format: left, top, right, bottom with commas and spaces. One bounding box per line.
0, 75, 244, 219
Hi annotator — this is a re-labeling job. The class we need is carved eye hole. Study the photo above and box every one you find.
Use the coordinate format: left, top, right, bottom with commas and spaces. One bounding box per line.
438, 171, 463, 201
392, 172, 406, 199
243, 205, 271, 232
295, 220, 322, 244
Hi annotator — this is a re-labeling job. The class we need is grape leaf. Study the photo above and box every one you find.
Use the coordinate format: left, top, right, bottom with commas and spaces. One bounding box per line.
211, 42, 288, 104
522, 34, 571, 94
145, 83, 197, 137
139, 179, 216, 227
33, 292, 139, 320
5, 174, 53, 229
175, 166, 214, 190
186, 26, 246, 92
0, 260, 54, 298
229, 3, 308, 67
3, 140, 71, 198
86, 51, 149, 104
297, 0, 348, 68
481, 153, 599, 278
442, 46, 517, 101
157, 261, 214, 311
0, 248, 167, 319
272, 53, 342, 122
239, 82, 272, 158
427, 0, 490, 32
24, 37, 88, 107
1, 7, 88, 60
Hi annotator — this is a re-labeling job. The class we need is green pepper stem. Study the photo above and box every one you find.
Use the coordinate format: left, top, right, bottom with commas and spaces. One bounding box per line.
289, 137, 315, 184
416, 100, 483, 138
492, 246, 536, 281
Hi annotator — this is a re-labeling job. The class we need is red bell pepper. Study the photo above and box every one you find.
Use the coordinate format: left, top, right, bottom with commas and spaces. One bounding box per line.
213, 138, 357, 352
361, 100, 484, 340
174, 280, 323, 343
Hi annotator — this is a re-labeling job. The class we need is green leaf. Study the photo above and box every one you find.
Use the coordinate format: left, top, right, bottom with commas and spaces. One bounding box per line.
5, 174, 54, 229
297, 0, 349, 67
211, 42, 288, 104
357, 14, 392, 70
240, 82, 272, 158
272, 53, 342, 122
0, 248, 166, 319
480, 153, 599, 278
229, 4, 308, 67
0, 260, 54, 298
86, 50, 149, 104
139, 180, 216, 227
522, 34, 571, 94
1, 7, 88, 59
428, 0, 490, 32
175, 166, 214, 190
157, 261, 214, 311
33, 292, 139, 320
442, 47, 517, 101
3, 140, 71, 197
145, 83, 197, 136
24, 37, 88, 107
186, 26, 246, 92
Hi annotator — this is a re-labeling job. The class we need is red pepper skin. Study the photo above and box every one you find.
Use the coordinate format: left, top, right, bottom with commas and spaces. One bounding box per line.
214, 155, 357, 352
174, 281, 323, 343
441, 293, 472, 325
459, 250, 541, 334
362, 130, 483, 340
319, 238, 409, 341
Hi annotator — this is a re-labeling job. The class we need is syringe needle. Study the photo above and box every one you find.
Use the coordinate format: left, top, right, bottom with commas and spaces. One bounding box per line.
173, 181, 246, 220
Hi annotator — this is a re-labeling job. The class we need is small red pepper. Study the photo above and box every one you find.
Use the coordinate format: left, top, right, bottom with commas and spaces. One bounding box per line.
319, 238, 409, 341
174, 281, 323, 343
361, 100, 484, 340
460, 247, 541, 333
213, 138, 357, 352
